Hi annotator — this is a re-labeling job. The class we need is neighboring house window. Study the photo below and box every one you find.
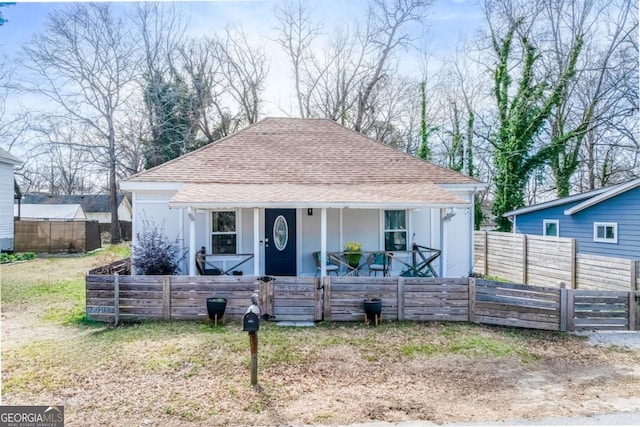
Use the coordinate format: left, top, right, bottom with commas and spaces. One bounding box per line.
384, 210, 407, 251
211, 211, 237, 254
543, 220, 559, 237
593, 222, 618, 243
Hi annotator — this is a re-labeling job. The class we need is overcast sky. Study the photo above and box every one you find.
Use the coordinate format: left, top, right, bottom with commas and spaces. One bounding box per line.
1, 0, 485, 115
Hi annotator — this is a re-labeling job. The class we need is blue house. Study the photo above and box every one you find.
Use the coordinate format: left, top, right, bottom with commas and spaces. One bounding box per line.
503, 178, 640, 260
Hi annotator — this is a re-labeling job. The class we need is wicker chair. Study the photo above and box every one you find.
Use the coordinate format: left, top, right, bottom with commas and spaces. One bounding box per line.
312, 251, 340, 276
367, 252, 393, 276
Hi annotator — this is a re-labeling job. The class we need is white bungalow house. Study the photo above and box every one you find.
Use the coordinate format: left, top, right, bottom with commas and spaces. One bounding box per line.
0, 147, 22, 252
120, 118, 486, 277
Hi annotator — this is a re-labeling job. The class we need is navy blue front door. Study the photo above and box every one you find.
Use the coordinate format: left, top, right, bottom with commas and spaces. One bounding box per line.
265, 209, 297, 276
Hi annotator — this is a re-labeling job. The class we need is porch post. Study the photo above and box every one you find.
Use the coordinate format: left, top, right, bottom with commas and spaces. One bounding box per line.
440, 208, 447, 277
188, 207, 196, 276
320, 207, 327, 277
253, 208, 260, 276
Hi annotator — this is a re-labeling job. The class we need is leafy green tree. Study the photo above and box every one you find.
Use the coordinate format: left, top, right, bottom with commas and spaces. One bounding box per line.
490, 19, 582, 231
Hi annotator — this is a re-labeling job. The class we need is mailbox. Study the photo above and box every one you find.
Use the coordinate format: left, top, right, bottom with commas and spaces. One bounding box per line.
243, 311, 260, 332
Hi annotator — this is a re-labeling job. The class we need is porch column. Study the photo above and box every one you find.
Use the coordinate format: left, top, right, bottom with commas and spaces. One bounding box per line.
253, 208, 260, 276
440, 208, 447, 277
188, 207, 196, 276
320, 207, 327, 277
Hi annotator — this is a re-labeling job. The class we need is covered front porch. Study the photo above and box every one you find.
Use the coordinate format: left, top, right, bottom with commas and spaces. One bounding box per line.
159, 202, 474, 278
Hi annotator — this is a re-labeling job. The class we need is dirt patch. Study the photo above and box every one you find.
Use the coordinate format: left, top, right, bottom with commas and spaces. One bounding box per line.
2, 318, 639, 426
2, 254, 639, 426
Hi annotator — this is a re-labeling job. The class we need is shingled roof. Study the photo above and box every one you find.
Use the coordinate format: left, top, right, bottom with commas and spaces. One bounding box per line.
123, 118, 482, 207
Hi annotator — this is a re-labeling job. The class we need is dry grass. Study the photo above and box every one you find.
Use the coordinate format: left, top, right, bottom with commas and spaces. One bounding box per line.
2, 249, 640, 426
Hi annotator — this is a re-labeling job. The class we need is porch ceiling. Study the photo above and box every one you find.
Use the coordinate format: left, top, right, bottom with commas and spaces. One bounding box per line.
168, 182, 469, 209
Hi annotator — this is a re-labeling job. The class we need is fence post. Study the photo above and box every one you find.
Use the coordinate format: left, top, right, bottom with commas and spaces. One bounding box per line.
468, 277, 476, 323
397, 276, 405, 321
630, 290, 637, 331
323, 276, 332, 321
631, 260, 638, 291
522, 234, 528, 284
114, 273, 120, 326
313, 278, 323, 322
162, 276, 171, 321
559, 282, 567, 332
566, 289, 575, 331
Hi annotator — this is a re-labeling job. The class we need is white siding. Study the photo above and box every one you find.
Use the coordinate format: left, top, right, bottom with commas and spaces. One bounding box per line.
0, 164, 15, 250
442, 191, 474, 277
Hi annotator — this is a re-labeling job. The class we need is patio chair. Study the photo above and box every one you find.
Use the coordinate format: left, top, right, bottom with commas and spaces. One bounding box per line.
367, 252, 393, 277
313, 251, 339, 276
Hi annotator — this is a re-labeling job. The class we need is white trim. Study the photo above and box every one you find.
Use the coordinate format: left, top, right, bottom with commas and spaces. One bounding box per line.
503, 187, 609, 218
209, 209, 242, 254
188, 209, 196, 276
566, 179, 640, 215
169, 201, 470, 210
438, 183, 488, 191
543, 219, 560, 237
321, 208, 327, 277
253, 208, 260, 275
593, 222, 618, 244
382, 209, 409, 251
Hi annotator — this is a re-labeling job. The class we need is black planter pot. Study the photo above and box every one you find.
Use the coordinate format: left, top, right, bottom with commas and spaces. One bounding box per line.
363, 298, 382, 317
206, 297, 227, 321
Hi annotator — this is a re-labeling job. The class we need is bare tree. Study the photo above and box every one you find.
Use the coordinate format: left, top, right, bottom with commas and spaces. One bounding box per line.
216, 26, 269, 125
22, 3, 139, 243
353, 0, 432, 132
274, 0, 322, 117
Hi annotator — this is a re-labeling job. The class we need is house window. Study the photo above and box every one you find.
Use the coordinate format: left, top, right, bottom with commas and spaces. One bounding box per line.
543, 220, 559, 237
211, 211, 237, 254
384, 210, 407, 251
593, 222, 618, 243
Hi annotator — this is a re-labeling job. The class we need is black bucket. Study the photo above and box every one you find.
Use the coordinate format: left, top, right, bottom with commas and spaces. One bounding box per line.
206, 297, 227, 319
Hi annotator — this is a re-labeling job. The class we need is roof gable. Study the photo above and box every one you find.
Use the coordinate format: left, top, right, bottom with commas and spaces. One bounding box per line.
564, 178, 640, 215
0, 147, 21, 166
124, 118, 480, 186
503, 179, 640, 218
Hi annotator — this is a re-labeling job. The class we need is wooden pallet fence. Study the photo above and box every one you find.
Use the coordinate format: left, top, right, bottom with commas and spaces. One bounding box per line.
576, 254, 636, 292
324, 276, 398, 322
87, 273, 640, 331
567, 290, 630, 331
168, 276, 257, 320
525, 235, 573, 287
86, 275, 261, 322
270, 276, 321, 322
474, 279, 562, 331
474, 231, 638, 291
401, 277, 469, 322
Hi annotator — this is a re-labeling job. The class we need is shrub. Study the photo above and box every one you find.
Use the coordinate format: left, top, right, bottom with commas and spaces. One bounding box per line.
132, 219, 186, 275
0, 252, 36, 264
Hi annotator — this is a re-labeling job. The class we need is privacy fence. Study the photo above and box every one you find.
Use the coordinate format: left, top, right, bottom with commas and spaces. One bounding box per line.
15, 220, 101, 253
474, 231, 639, 292
86, 264, 640, 332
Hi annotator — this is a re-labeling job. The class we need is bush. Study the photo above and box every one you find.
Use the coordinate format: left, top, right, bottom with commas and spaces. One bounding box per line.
0, 252, 36, 264
132, 219, 185, 275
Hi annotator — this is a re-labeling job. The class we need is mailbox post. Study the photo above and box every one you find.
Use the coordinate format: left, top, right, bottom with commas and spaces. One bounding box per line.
243, 292, 260, 386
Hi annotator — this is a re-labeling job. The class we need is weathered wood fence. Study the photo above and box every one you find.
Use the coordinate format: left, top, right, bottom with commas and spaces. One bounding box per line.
474, 231, 639, 291
86, 272, 640, 332
15, 219, 101, 253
